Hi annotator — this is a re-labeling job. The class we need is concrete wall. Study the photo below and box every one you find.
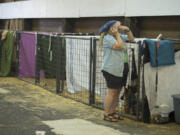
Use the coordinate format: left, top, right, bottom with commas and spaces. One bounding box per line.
0, 0, 180, 19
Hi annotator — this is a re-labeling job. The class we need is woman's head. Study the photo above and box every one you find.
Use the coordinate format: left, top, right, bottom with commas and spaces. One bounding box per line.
99, 20, 121, 34
108, 21, 121, 35
99, 20, 121, 55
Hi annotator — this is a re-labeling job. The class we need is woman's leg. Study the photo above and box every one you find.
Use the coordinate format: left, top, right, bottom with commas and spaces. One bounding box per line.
104, 88, 118, 115
111, 89, 121, 113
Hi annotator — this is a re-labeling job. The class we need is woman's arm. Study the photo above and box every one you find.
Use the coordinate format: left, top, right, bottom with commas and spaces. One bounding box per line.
112, 32, 124, 50
110, 27, 124, 50
119, 25, 134, 41
126, 30, 134, 41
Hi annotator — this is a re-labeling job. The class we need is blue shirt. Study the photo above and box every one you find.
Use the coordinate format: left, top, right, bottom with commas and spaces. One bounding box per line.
102, 34, 128, 77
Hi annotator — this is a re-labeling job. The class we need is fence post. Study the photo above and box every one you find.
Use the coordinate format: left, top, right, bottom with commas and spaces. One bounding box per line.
91, 38, 97, 105
89, 38, 93, 105
61, 37, 65, 92
35, 34, 40, 84
56, 35, 61, 94
16, 31, 20, 77
136, 41, 141, 121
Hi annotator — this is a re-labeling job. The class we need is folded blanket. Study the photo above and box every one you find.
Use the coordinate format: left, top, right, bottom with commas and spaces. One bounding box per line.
144, 39, 175, 67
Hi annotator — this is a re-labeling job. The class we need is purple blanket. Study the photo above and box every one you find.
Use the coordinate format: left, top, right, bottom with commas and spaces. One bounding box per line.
18, 33, 44, 78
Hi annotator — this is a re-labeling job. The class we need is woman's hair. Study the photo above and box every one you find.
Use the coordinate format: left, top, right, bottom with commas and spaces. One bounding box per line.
99, 32, 107, 56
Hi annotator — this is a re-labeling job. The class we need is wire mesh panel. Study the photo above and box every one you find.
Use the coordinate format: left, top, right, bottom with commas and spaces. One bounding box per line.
36, 34, 57, 92
122, 42, 140, 120
17, 32, 37, 83
56, 37, 66, 93
59, 36, 92, 104
17, 32, 141, 120
91, 39, 107, 108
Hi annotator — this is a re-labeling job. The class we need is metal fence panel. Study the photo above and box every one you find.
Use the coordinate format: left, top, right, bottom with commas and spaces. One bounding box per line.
91, 39, 141, 120
16, 32, 142, 121
35, 34, 58, 92
58, 37, 92, 104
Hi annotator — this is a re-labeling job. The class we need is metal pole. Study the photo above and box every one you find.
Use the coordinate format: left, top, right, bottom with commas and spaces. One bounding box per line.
136, 41, 141, 121
56, 36, 61, 93
61, 37, 65, 92
35, 34, 40, 84
91, 38, 97, 105
89, 38, 93, 105
15, 31, 20, 77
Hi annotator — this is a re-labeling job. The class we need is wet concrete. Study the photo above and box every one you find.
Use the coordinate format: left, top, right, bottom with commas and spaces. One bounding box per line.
0, 77, 179, 135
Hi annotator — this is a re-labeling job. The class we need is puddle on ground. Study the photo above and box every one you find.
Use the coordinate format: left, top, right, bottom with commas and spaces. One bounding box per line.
43, 119, 130, 135
0, 88, 10, 94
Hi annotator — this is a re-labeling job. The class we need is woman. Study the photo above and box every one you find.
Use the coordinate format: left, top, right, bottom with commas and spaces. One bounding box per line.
99, 20, 134, 122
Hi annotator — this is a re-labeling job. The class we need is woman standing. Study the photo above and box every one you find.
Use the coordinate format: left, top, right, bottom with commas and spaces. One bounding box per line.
99, 20, 134, 122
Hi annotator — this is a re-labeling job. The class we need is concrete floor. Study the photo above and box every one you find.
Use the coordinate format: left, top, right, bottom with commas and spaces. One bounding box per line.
0, 77, 180, 135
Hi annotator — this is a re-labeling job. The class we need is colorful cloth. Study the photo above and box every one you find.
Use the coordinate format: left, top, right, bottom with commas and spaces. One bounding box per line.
37, 35, 66, 79
18, 33, 37, 77
0, 32, 15, 76
144, 39, 175, 67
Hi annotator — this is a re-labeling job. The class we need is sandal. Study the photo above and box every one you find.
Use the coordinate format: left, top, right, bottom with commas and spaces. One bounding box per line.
112, 112, 124, 120
104, 114, 118, 122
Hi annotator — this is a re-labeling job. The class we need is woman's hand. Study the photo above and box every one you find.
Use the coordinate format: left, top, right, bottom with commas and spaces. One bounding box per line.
119, 25, 130, 32
110, 26, 119, 36
119, 25, 134, 40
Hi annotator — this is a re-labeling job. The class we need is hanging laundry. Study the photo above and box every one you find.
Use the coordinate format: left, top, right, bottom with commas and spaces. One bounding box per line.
144, 39, 175, 67
144, 51, 180, 116
66, 38, 91, 93
18, 33, 38, 77
66, 37, 108, 95
140, 41, 151, 64
122, 42, 139, 114
1, 30, 8, 41
0, 32, 15, 76
52, 35, 66, 80
36, 34, 66, 79
138, 38, 180, 123
37, 34, 55, 78
127, 48, 138, 113
131, 49, 137, 77
0, 30, 9, 68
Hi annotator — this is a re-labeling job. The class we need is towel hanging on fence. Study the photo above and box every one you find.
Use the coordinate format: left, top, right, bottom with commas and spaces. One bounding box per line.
0, 32, 15, 76
121, 43, 139, 115
18, 33, 38, 77
37, 35, 57, 78
144, 51, 180, 117
37, 35, 66, 79
144, 39, 175, 67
